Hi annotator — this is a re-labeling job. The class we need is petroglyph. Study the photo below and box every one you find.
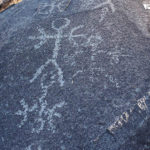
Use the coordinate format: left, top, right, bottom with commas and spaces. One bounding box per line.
17, 18, 87, 134
36, 0, 115, 17
16, 98, 66, 133
99, 6, 109, 23
105, 73, 120, 88
86, 34, 103, 61
73, 70, 83, 78
17, 8, 118, 133
32, 101, 66, 134
30, 4, 116, 85
69, 25, 85, 47
15, 99, 38, 128
63, 49, 84, 66
108, 45, 132, 65
36, 1, 67, 17
16, 68, 66, 133
84, 34, 104, 82
80, 0, 115, 13
93, 0, 115, 13
25, 143, 42, 150
29, 18, 86, 86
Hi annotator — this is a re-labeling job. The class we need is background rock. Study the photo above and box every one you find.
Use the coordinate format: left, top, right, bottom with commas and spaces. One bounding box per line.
0, 0, 150, 150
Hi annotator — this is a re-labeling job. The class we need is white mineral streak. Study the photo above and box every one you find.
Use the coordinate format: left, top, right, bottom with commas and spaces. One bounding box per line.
143, 3, 150, 10
108, 112, 129, 133
108, 96, 149, 134
137, 96, 148, 111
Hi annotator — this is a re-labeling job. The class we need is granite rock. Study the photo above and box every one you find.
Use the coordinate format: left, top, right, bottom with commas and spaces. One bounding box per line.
0, 0, 150, 150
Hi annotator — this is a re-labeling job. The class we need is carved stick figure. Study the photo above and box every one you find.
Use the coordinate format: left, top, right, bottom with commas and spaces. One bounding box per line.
29, 18, 86, 86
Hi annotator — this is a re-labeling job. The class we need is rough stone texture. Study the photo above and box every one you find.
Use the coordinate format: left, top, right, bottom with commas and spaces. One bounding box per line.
0, 0, 150, 150
119, 116, 150, 150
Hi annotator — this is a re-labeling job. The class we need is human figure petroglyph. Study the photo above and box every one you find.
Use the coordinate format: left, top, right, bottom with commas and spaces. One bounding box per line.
16, 97, 66, 133
19, 18, 102, 133
16, 69, 63, 133
16, 67, 66, 133
17, 7, 118, 133
29, 18, 86, 86
30, 3, 117, 85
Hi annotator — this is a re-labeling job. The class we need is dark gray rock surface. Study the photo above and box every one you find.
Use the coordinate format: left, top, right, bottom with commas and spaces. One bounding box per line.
0, 0, 150, 149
